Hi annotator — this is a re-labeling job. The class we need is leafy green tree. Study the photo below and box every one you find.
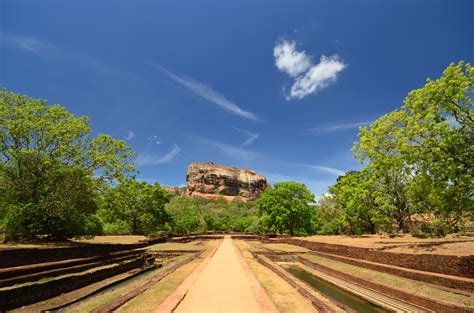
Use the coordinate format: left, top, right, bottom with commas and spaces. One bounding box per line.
354, 62, 473, 232
329, 171, 380, 234
165, 197, 207, 234
100, 180, 171, 235
315, 193, 345, 235
256, 182, 319, 236
0, 89, 134, 240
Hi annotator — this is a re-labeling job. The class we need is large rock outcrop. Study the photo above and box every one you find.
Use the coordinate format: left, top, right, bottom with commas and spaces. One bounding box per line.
186, 162, 268, 202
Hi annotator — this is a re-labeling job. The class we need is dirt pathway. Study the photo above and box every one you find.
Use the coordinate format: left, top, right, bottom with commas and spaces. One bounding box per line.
155, 236, 277, 313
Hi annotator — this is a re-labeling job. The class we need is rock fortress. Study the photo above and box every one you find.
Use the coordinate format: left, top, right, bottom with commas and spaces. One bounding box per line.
164, 162, 269, 202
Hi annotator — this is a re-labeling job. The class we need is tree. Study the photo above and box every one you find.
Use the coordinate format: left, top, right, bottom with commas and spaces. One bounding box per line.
354, 62, 473, 231
328, 171, 378, 234
315, 193, 345, 235
164, 196, 259, 235
256, 182, 319, 236
100, 180, 171, 235
0, 89, 134, 240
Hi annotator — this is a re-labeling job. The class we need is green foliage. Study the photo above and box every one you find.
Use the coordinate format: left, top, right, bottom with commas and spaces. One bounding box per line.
328, 171, 379, 234
0, 89, 134, 240
99, 180, 171, 235
322, 62, 473, 236
165, 196, 259, 235
256, 182, 320, 236
315, 194, 345, 235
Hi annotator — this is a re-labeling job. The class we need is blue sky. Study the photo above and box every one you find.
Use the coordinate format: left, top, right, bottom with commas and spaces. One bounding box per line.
1, 0, 472, 197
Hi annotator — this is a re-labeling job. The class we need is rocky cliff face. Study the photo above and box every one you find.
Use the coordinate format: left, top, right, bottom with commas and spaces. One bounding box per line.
186, 162, 268, 202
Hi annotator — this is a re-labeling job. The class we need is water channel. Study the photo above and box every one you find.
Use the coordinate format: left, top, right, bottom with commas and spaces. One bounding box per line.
286, 265, 391, 313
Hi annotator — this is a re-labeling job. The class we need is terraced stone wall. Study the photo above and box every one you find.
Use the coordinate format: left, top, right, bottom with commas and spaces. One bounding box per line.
278, 238, 474, 278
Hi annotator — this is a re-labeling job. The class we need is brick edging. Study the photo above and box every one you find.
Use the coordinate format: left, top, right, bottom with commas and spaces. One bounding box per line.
297, 255, 472, 313
91, 250, 206, 313
250, 251, 338, 312
152, 239, 224, 313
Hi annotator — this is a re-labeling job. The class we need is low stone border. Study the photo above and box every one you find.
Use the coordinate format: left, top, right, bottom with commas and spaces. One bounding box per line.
91, 250, 206, 313
0, 238, 167, 269
250, 252, 337, 312
275, 238, 474, 278
308, 250, 474, 292
231, 240, 278, 312
0, 255, 151, 311
41, 264, 157, 312
297, 255, 472, 313
0, 249, 145, 280
153, 239, 224, 313
0, 252, 143, 288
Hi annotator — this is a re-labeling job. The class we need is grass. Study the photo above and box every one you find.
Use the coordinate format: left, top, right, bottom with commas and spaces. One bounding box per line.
116, 240, 221, 313
298, 234, 474, 255
65, 253, 196, 313
235, 240, 331, 313
1, 261, 124, 291
116, 258, 202, 313
73, 235, 148, 245
68, 240, 220, 313
301, 254, 474, 308
148, 239, 217, 251
262, 243, 310, 253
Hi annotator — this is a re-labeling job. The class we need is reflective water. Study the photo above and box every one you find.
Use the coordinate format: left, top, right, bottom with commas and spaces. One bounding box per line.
287, 266, 390, 313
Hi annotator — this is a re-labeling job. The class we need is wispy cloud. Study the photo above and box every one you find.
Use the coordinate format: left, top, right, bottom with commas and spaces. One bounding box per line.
196, 137, 258, 161
136, 144, 182, 166
124, 131, 136, 140
273, 39, 347, 100
301, 164, 346, 176
0, 33, 50, 55
233, 127, 259, 147
306, 121, 373, 134
154, 65, 259, 121
0, 32, 111, 75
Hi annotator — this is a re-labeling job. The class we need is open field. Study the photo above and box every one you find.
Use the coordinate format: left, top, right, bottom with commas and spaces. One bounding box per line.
298, 234, 474, 255
73, 235, 149, 245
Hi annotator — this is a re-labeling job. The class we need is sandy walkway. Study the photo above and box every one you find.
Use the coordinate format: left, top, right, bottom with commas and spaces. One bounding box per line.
157, 237, 276, 313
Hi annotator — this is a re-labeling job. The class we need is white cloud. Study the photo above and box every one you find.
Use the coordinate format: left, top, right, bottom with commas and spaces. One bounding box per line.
306, 121, 373, 133
273, 40, 312, 77
288, 55, 347, 100
211, 142, 257, 161
233, 127, 259, 147
124, 131, 136, 140
136, 144, 182, 166
273, 39, 347, 100
155, 65, 259, 121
